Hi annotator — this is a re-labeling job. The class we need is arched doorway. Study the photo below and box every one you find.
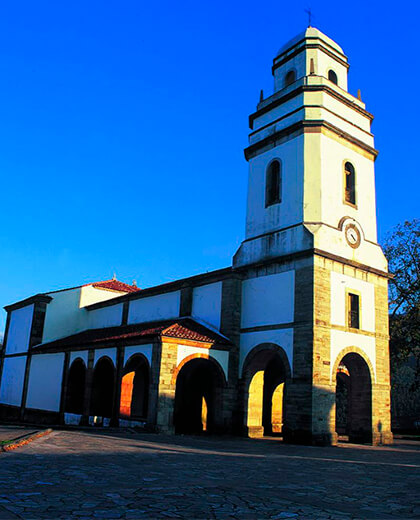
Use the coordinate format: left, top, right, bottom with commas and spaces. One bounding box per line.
335, 352, 372, 443
90, 357, 115, 419
174, 357, 226, 435
120, 355, 149, 419
65, 358, 86, 415
243, 344, 290, 438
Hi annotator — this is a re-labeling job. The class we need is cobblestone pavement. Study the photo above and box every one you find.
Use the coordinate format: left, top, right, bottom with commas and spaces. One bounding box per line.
0, 429, 419, 519
0, 427, 39, 443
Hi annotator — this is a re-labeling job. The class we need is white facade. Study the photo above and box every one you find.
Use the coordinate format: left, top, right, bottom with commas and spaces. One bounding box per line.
0, 27, 389, 441
192, 282, 223, 329
128, 291, 181, 324
5, 305, 34, 355
26, 354, 65, 412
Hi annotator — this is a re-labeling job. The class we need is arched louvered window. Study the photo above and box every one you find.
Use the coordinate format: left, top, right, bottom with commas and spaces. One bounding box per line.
328, 69, 338, 85
344, 162, 356, 205
266, 160, 281, 207
284, 70, 296, 87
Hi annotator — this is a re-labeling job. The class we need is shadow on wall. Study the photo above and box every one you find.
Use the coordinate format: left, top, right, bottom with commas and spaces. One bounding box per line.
60, 346, 385, 446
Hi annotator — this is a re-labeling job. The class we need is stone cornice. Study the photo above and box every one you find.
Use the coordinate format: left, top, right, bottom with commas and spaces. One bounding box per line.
273, 41, 349, 73
244, 120, 378, 161
250, 84, 373, 129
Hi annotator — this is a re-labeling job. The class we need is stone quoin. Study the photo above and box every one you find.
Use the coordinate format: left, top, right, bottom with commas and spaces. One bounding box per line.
0, 27, 393, 445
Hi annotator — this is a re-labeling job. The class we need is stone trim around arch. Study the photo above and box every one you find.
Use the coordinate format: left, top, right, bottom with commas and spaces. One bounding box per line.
241, 342, 292, 380
241, 343, 292, 438
124, 352, 150, 371
171, 353, 227, 387
331, 346, 375, 384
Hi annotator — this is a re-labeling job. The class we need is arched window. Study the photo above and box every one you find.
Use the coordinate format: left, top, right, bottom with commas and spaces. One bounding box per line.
328, 69, 338, 85
284, 70, 296, 87
344, 162, 356, 205
265, 160, 281, 207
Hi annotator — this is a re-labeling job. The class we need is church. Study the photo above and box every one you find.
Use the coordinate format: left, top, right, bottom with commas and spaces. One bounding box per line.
0, 27, 393, 446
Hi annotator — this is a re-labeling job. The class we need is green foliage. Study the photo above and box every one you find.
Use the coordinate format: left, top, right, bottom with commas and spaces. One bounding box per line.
384, 219, 420, 363
383, 219, 420, 429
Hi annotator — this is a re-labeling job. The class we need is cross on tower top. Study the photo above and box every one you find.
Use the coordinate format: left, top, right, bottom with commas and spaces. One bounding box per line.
305, 7, 313, 27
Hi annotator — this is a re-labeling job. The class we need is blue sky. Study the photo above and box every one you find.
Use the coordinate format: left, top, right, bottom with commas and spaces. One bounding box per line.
0, 0, 418, 332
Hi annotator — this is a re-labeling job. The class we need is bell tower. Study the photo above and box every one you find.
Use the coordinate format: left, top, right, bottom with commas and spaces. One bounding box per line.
235, 28, 392, 445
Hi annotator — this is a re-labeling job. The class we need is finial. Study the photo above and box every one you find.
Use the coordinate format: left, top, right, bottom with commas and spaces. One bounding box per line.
305, 7, 313, 27
310, 58, 315, 75
259, 89, 264, 102
132, 279, 137, 287
357, 89, 362, 101
113, 272, 117, 280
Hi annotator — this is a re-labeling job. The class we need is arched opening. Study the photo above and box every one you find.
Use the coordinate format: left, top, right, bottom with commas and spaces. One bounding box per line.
265, 160, 281, 207
90, 357, 115, 419
284, 70, 296, 87
120, 355, 149, 419
174, 357, 225, 435
328, 69, 338, 85
65, 358, 86, 415
344, 162, 356, 205
243, 345, 290, 438
335, 353, 372, 443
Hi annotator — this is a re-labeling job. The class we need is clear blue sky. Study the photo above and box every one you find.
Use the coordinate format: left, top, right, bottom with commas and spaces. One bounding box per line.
0, 0, 418, 332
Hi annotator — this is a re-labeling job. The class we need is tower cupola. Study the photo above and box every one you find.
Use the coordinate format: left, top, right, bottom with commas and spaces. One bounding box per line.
273, 27, 349, 92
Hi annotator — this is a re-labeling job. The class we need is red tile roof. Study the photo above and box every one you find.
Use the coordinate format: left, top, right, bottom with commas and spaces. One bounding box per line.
91, 279, 141, 293
34, 318, 231, 351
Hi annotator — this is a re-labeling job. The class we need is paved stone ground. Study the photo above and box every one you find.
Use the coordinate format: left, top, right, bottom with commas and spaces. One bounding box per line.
0, 426, 39, 443
0, 429, 419, 519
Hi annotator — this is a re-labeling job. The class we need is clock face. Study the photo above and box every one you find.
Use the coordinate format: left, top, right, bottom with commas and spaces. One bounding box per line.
345, 224, 361, 248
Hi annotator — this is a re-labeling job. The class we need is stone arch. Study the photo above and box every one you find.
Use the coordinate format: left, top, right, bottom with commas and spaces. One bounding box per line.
333, 347, 374, 444
242, 343, 291, 438
65, 357, 86, 415
120, 354, 150, 419
171, 353, 227, 386
331, 346, 375, 384
90, 356, 116, 419
173, 354, 227, 435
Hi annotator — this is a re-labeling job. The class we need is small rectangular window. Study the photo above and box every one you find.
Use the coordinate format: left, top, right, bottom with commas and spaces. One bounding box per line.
348, 293, 360, 329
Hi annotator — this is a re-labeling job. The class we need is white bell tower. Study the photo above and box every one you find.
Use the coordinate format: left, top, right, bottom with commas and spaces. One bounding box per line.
234, 27, 386, 273
234, 27, 392, 446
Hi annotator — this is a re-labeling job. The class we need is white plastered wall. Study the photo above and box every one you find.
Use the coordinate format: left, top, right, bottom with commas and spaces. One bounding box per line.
176, 345, 229, 381
94, 348, 116, 366
330, 272, 375, 332
241, 271, 295, 329
42, 288, 85, 343
124, 344, 153, 367
5, 305, 34, 355
0, 356, 27, 406
88, 304, 123, 329
239, 328, 294, 376
192, 282, 222, 330
127, 291, 180, 324
26, 353, 65, 412
245, 136, 305, 240
79, 286, 127, 308
69, 350, 89, 366
318, 134, 377, 241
